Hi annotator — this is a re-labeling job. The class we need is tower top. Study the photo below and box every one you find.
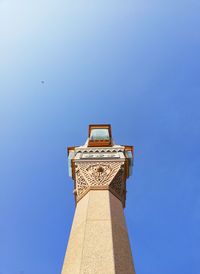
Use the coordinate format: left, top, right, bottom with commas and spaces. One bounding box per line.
67, 124, 134, 207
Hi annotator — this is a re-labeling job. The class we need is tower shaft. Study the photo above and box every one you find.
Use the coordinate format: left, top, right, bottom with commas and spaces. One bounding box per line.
62, 190, 135, 274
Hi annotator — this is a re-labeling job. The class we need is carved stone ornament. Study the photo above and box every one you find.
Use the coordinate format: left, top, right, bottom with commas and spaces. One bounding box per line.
74, 161, 127, 206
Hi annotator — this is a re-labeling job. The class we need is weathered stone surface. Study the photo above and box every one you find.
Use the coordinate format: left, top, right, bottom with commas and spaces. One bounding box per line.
110, 192, 136, 274
61, 191, 135, 274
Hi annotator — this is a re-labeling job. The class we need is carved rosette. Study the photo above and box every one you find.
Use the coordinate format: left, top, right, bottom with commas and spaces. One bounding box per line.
74, 161, 127, 206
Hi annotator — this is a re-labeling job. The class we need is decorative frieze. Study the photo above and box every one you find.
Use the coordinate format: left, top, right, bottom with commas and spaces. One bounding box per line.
74, 161, 127, 206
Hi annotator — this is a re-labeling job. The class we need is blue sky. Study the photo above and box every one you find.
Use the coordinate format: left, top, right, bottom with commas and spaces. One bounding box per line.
0, 0, 200, 273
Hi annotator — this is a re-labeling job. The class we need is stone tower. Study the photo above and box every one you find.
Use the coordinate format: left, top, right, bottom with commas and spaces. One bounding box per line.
62, 124, 136, 274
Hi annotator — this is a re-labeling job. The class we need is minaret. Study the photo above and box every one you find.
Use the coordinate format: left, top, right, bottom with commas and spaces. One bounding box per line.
62, 124, 136, 274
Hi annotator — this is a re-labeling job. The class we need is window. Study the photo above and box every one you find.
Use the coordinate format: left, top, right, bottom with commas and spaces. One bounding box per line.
90, 128, 110, 140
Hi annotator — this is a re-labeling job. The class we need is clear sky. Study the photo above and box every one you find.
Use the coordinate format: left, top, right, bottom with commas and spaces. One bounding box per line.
0, 0, 200, 273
